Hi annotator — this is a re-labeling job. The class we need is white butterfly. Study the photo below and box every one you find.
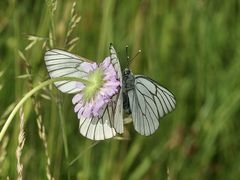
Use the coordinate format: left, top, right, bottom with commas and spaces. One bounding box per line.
122, 70, 176, 135
44, 44, 176, 140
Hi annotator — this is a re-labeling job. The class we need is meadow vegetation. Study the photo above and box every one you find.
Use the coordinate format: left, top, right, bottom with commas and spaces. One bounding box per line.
0, 0, 240, 179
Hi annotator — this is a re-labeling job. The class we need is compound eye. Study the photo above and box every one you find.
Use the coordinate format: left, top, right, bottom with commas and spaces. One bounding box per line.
123, 69, 128, 75
125, 69, 130, 74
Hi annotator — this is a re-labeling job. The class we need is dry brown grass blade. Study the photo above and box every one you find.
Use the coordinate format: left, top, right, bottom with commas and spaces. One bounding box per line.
0, 137, 8, 174
34, 102, 54, 180
64, 1, 81, 50
19, 49, 55, 180
16, 107, 25, 180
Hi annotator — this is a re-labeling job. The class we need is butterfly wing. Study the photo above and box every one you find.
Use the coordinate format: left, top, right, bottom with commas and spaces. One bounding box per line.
78, 102, 117, 140
78, 44, 123, 140
128, 75, 176, 135
44, 49, 93, 94
109, 44, 124, 134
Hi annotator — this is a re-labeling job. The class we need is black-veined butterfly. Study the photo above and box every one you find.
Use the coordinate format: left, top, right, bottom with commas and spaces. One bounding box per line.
44, 44, 176, 140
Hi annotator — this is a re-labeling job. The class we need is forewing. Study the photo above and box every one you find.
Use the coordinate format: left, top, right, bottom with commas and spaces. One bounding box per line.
109, 44, 124, 134
44, 49, 93, 94
128, 75, 176, 136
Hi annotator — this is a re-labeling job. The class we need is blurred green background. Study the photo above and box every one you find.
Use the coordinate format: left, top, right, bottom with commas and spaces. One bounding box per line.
1, 0, 240, 179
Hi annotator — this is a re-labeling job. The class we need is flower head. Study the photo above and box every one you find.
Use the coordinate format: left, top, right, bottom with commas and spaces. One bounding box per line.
72, 57, 120, 118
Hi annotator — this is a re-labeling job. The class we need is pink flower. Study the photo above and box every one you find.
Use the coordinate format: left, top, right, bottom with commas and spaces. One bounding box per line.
72, 57, 120, 118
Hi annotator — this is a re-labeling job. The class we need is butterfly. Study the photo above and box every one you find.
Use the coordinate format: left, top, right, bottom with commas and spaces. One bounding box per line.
44, 44, 176, 140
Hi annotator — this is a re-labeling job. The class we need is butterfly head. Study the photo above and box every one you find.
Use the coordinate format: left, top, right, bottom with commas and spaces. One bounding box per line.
123, 68, 132, 76
123, 68, 134, 84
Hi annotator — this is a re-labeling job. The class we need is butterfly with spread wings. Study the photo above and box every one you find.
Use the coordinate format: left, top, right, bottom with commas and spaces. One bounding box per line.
44, 44, 176, 140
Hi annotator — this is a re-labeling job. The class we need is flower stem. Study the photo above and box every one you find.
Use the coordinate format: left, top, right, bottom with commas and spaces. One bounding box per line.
0, 77, 88, 143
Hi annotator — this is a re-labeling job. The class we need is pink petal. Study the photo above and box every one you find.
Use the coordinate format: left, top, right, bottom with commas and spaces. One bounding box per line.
82, 103, 93, 118
92, 63, 98, 69
105, 80, 120, 86
81, 62, 97, 73
101, 57, 110, 68
74, 102, 83, 112
100, 87, 115, 97
72, 94, 83, 104
75, 83, 85, 90
92, 95, 105, 114
78, 107, 85, 119
103, 67, 117, 80
104, 73, 115, 81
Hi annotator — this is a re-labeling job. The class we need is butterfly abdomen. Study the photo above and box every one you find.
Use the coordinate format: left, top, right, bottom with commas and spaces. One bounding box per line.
122, 68, 135, 114
123, 92, 131, 114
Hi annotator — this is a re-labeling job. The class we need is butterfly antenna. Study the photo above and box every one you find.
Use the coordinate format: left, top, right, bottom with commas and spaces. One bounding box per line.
129, 49, 141, 66
126, 45, 130, 67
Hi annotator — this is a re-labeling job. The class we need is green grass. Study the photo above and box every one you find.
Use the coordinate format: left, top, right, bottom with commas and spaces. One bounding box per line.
1, 0, 240, 179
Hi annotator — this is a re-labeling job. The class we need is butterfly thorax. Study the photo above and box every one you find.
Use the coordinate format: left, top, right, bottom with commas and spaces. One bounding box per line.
122, 68, 135, 114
